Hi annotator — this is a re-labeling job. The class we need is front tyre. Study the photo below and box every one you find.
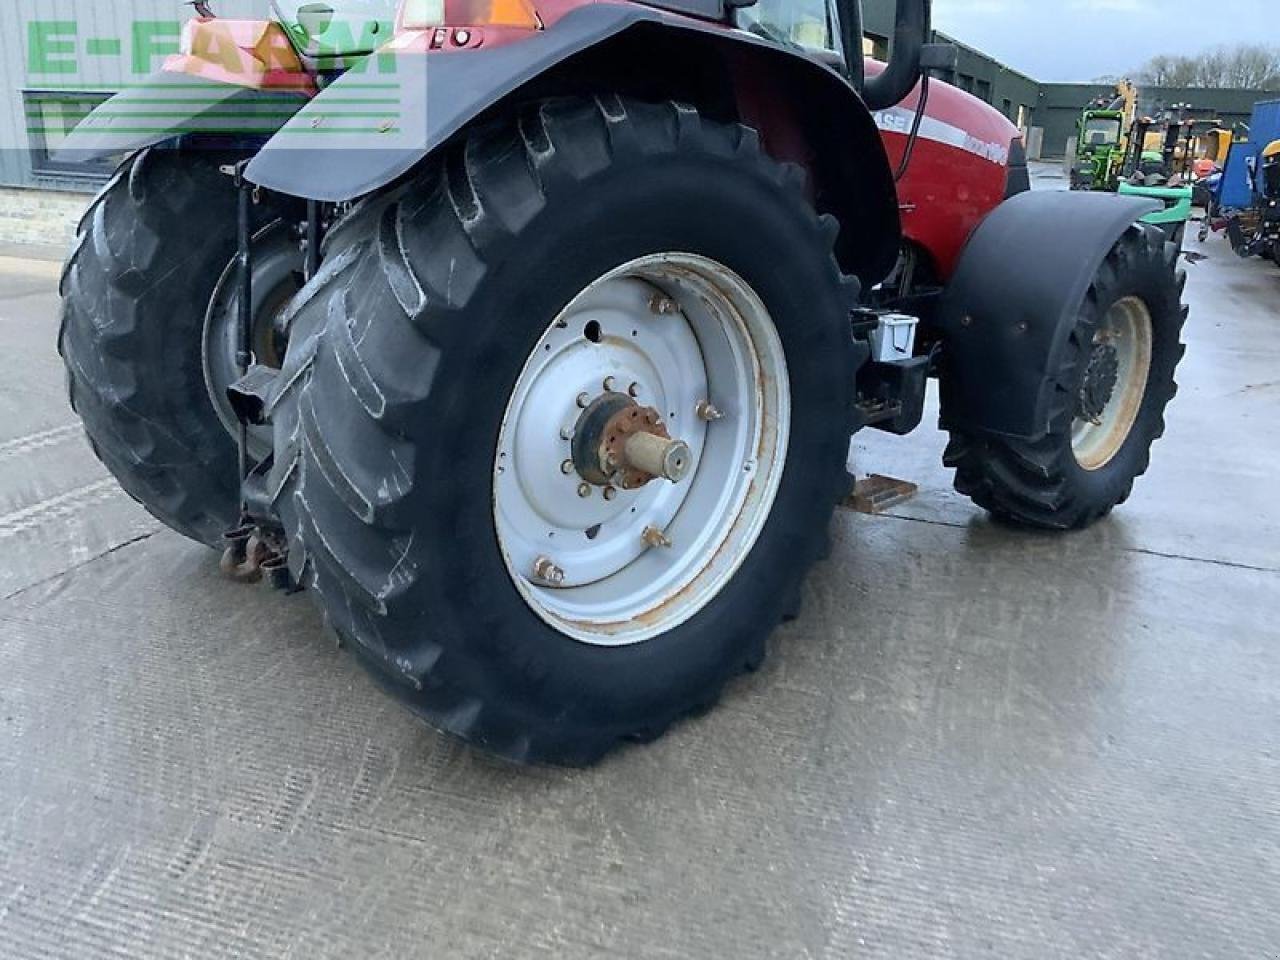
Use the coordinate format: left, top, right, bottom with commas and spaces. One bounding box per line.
59, 148, 299, 546
945, 225, 1187, 530
273, 97, 858, 764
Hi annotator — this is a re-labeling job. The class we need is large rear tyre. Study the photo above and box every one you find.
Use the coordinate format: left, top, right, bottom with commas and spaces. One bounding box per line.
944, 225, 1187, 530
59, 148, 298, 546
271, 97, 859, 764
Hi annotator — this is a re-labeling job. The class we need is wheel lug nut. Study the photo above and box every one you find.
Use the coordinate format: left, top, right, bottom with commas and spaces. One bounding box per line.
577, 483, 592, 498
627, 382, 639, 398
696, 400, 724, 422
560, 459, 574, 475
603, 376, 617, 392
560, 425, 574, 440
603, 486, 617, 501
642, 525, 673, 549
576, 392, 590, 408
532, 555, 565, 586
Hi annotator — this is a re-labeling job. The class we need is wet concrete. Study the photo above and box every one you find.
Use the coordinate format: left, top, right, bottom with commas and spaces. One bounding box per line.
1, 220, 1278, 957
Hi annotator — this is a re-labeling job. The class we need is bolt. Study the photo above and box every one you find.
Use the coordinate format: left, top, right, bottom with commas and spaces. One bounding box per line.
603, 486, 618, 501
532, 556, 565, 586
649, 294, 679, 316
696, 400, 724, 422
603, 376, 617, 392
642, 525, 673, 549
576, 392, 591, 408
560, 459, 574, 475
577, 483, 592, 498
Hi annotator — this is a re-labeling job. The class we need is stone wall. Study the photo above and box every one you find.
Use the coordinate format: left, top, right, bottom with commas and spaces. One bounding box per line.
0, 187, 91, 252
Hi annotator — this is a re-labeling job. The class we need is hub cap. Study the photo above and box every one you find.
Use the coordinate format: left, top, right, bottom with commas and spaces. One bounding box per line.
1071, 295, 1153, 471
493, 253, 790, 646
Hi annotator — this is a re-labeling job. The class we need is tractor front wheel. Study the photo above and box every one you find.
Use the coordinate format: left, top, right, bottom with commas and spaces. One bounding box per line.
59, 148, 300, 546
945, 225, 1187, 530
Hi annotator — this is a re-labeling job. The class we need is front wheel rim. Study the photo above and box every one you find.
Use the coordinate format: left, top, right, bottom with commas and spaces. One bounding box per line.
1071, 295, 1154, 471
202, 222, 303, 460
493, 253, 790, 647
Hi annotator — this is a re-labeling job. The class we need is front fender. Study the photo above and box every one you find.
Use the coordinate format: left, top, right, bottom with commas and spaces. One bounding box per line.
936, 191, 1161, 440
57, 70, 310, 163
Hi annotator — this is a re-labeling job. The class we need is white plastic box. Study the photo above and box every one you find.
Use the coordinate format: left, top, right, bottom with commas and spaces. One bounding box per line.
869, 313, 918, 363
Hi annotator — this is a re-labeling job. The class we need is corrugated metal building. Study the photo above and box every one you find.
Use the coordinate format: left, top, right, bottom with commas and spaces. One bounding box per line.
0, 1, 274, 194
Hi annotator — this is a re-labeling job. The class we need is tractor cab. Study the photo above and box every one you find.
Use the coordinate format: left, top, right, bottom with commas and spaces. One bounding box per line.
1083, 114, 1123, 148
1072, 110, 1126, 191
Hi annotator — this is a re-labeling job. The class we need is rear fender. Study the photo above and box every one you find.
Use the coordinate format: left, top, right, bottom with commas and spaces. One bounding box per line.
244, 4, 901, 284
935, 191, 1161, 440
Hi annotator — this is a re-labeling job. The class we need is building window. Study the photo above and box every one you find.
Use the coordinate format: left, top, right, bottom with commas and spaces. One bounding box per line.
24, 91, 117, 180
862, 32, 889, 60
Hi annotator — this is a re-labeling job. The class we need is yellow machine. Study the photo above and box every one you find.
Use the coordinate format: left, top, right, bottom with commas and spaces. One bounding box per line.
1263, 139, 1280, 180
1201, 127, 1235, 166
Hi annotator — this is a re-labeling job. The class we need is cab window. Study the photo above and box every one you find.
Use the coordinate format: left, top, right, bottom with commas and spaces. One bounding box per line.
737, 0, 842, 57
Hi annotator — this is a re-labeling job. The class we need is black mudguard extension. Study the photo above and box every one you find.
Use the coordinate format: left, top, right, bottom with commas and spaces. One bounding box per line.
56, 71, 308, 163
935, 191, 1161, 440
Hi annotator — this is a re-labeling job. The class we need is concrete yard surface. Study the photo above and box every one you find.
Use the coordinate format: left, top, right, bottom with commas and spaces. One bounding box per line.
1, 221, 1279, 958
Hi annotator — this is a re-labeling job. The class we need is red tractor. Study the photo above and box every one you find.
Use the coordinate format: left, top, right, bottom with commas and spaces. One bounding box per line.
60, 0, 1186, 764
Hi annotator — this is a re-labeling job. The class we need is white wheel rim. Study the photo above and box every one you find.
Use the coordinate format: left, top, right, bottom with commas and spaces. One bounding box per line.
1072, 295, 1153, 471
493, 253, 790, 647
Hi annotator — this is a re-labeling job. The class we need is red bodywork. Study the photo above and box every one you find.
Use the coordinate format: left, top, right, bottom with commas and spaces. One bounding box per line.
874, 72, 1023, 278
163, 1, 1022, 281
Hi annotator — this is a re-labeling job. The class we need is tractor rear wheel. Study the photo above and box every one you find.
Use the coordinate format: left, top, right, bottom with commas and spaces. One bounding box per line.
944, 225, 1187, 530
270, 97, 858, 764
59, 148, 299, 547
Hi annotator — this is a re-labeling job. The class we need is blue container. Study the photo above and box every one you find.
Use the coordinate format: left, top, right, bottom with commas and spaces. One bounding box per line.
1219, 143, 1255, 208
1251, 99, 1280, 150
1215, 99, 1280, 210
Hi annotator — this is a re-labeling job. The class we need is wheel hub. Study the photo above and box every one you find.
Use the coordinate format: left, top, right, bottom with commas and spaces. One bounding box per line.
571, 392, 692, 489
202, 221, 303, 459
1070, 296, 1154, 471
1077, 340, 1120, 423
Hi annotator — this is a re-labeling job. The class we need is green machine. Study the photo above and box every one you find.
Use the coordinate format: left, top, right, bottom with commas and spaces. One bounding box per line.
1070, 109, 1126, 191
1118, 181, 1194, 244
1116, 113, 1196, 245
